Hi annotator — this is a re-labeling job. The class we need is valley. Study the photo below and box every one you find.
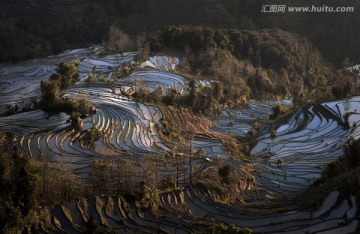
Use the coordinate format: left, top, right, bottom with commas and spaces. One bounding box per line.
0, 46, 359, 233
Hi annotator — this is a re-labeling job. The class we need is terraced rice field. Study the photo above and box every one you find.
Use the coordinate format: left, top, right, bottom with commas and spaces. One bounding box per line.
77, 52, 137, 81
162, 188, 358, 234
1, 47, 359, 233
251, 98, 360, 197
42, 187, 358, 234
0, 48, 186, 175
212, 99, 293, 138
0, 47, 95, 113
0, 48, 220, 178
116, 70, 187, 95
141, 55, 180, 72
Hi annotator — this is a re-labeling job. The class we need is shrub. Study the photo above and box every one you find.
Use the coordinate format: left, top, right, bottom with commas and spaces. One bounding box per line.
345, 138, 360, 169
159, 176, 175, 190
317, 138, 360, 184
70, 111, 83, 130
218, 165, 231, 184
137, 44, 150, 63
344, 112, 351, 130
165, 150, 174, 158
206, 223, 252, 234
271, 129, 276, 139
320, 159, 346, 181
276, 158, 284, 167
270, 104, 291, 120
160, 118, 168, 128
80, 127, 101, 149
195, 148, 206, 158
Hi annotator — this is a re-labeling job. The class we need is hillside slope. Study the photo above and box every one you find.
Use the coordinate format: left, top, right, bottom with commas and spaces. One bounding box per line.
1, 0, 359, 66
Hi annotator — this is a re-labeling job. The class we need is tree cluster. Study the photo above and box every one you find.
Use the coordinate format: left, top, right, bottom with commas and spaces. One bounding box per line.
40, 61, 95, 129
319, 138, 360, 182
132, 78, 234, 114
0, 133, 87, 233
0, 133, 37, 233
40, 61, 79, 110
102, 25, 161, 64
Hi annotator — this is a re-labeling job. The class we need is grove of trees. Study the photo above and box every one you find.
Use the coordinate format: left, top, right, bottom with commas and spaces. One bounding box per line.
40, 61, 95, 129
160, 25, 359, 104
319, 138, 360, 182
0, 133, 87, 233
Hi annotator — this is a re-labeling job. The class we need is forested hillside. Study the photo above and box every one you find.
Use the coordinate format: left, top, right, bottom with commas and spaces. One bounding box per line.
221, 0, 360, 67
0, 0, 359, 67
158, 25, 357, 103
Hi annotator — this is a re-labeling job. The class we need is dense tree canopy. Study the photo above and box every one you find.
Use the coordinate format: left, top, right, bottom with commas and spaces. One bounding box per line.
320, 138, 360, 181
0, 134, 37, 232
160, 25, 358, 103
